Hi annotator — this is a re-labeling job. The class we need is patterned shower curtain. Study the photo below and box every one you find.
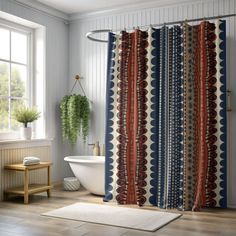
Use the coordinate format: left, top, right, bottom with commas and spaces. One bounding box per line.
105, 20, 227, 210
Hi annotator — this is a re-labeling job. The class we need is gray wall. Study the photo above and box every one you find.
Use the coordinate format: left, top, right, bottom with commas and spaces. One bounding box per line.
0, 0, 71, 182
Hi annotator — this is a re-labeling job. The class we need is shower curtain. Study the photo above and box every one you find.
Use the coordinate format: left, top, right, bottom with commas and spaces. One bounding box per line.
104, 20, 227, 210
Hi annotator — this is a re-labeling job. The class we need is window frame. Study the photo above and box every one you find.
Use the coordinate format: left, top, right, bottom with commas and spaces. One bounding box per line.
0, 19, 34, 140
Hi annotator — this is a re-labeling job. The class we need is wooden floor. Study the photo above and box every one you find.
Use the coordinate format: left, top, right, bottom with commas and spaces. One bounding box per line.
0, 186, 235, 236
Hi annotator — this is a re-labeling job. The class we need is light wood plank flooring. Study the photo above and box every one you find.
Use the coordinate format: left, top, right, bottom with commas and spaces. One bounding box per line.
0, 186, 235, 236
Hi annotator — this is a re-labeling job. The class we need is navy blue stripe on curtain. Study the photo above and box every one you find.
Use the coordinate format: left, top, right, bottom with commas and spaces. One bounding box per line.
156, 25, 168, 208
219, 20, 227, 208
104, 32, 116, 202
149, 28, 160, 206
167, 25, 183, 209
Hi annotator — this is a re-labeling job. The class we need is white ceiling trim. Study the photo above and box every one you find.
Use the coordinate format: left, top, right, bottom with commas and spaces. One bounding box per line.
10, 0, 202, 23
69, 0, 202, 21
12, 0, 69, 21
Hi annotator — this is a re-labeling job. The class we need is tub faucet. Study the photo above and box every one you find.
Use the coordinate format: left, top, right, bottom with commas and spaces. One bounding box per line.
88, 141, 100, 156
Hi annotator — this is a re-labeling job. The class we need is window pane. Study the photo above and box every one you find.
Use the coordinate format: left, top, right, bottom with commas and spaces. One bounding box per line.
0, 28, 10, 60
11, 98, 26, 131
11, 31, 27, 64
11, 64, 27, 98
0, 62, 9, 97
0, 99, 9, 132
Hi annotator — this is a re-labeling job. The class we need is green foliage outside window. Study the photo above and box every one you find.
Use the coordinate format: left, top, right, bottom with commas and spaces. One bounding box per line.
0, 63, 26, 132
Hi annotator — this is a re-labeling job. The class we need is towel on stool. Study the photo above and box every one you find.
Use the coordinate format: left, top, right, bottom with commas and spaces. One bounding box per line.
23, 156, 40, 166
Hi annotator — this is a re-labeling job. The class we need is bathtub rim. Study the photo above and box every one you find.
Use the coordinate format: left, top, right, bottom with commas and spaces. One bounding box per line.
64, 156, 105, 164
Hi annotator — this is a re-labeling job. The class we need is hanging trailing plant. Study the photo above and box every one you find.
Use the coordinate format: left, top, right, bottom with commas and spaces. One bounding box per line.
60, 94, 90, 144
78, 95, 90, 141
60, 95, 70, 141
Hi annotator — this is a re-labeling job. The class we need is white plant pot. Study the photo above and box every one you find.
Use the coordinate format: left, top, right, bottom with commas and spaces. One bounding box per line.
20, 127, 32, 140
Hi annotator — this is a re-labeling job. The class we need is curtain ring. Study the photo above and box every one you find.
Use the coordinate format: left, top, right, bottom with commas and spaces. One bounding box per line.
182, 19, 188, 26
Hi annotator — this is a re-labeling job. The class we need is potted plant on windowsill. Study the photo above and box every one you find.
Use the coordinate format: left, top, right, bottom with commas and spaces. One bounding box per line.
13, 106, 40, 140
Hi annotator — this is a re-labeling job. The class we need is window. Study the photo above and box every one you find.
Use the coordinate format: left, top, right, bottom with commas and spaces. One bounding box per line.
0, 24, 32, 136
0, 13, 46, 141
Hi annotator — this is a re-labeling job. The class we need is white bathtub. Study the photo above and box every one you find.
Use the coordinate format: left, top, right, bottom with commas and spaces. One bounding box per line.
64, 156, 105, 196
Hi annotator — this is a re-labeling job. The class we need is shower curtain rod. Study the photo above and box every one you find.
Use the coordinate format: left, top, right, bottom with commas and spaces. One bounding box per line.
86, 13, 236, 43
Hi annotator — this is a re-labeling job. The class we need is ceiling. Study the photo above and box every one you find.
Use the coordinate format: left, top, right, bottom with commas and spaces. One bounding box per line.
36, 0, 165, 14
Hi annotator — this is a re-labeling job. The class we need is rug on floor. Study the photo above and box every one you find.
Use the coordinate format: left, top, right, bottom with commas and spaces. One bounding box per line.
42, 202, 181, 232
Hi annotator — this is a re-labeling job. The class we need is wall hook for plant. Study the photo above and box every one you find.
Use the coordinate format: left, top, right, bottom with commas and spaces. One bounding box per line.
70, 74, 92, 104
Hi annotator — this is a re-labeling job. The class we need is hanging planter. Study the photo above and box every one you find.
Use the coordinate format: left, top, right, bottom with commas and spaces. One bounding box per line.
60, 94, 90, 144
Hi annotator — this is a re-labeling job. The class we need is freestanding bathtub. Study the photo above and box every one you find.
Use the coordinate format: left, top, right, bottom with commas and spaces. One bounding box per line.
64, 156, 105, 196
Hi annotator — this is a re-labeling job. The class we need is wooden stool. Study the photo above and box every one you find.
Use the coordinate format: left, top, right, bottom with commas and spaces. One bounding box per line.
4, 162, 52, 204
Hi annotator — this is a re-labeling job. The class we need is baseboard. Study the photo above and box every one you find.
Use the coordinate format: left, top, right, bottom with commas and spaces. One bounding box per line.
227, 204, 236, 209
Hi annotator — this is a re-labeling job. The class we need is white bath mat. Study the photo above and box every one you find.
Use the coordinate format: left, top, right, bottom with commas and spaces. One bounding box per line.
42, 202, 181, 232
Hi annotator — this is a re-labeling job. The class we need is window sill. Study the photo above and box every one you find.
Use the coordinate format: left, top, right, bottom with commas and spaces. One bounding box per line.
0, 138, 53, 150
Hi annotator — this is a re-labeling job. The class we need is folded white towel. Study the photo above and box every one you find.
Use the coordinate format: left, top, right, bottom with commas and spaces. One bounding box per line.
23, 156, 40, 161
23, 156, 40, 166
